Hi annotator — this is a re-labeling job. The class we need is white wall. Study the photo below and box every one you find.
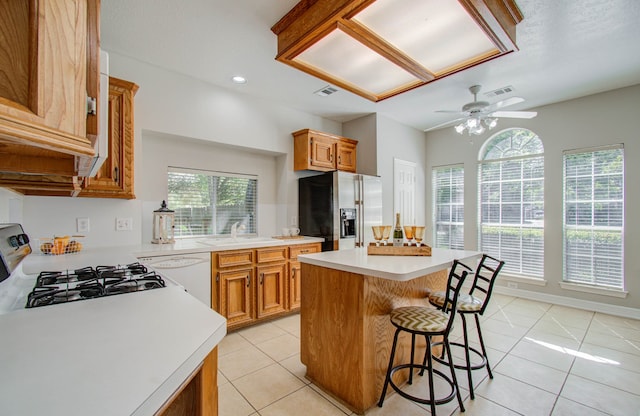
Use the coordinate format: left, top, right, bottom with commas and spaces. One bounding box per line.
21, 52, 341, 246
0, 188, 23, 224
425, 84, 640, 310
377, 114, 428, 226
138, 132, 279, 241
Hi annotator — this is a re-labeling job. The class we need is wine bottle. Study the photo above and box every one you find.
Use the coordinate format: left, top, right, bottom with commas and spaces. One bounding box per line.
393, 213, 404, 247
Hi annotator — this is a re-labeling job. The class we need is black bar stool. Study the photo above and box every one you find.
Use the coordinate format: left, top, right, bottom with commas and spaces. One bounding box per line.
428, 254, 505, 399
378, 260, 473, 415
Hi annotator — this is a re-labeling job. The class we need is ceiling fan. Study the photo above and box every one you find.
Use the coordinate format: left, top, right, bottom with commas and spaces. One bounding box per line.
425, 85, 537, 135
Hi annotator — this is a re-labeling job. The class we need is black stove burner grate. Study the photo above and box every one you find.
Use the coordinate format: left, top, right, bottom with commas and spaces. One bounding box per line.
26, 263, 165, 308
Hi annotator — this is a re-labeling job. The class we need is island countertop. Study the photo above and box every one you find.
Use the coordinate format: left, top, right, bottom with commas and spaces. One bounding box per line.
297, 247, 481, 281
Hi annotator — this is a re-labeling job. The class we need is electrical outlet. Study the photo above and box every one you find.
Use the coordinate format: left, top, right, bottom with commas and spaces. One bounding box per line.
507, 282, 518, 289
291, 216, 297, 226
76, 217, 90, 233
116, 217, 133, 231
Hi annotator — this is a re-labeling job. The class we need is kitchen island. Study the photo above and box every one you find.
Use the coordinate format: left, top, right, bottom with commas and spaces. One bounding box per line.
298, 247, 481, 414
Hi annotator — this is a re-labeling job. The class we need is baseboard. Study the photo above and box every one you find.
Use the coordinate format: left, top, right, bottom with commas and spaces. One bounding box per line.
494, 286, 640, 320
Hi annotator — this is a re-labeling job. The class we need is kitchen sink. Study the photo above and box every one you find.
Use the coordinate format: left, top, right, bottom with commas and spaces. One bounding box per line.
196, 237, 277, 247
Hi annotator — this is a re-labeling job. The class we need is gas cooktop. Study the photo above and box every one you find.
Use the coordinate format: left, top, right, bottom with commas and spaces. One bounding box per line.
26, 262, 166, 308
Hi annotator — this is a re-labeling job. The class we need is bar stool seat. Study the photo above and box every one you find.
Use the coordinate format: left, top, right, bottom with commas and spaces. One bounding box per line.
428, 254, 505, 400
378, 260, 473, 415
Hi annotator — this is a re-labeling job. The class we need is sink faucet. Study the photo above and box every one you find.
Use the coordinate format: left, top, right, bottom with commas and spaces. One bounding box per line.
231, 222, 246, 240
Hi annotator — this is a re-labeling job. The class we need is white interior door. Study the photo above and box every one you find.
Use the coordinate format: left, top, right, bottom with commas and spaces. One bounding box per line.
393, 158, 416, 226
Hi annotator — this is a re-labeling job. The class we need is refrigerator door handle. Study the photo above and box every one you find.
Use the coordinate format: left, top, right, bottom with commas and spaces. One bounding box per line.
356, 175, 364, 247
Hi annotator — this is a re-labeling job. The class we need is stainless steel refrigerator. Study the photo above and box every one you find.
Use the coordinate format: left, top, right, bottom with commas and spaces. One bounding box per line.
298, 171, 382, 251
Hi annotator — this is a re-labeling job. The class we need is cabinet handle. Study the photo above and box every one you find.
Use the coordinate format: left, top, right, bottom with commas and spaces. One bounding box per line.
114, 166, 119, 183
216, 273, 219, 282
338, 155, 342, 164
246, 274, 250, 287
260, 272, 264, 285
330, 154, 333, 162
292, 268, 296, 279
300, 249, 309, 254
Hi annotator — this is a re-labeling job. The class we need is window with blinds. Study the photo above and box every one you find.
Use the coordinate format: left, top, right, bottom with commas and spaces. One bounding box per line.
478, 128, 544, 277
433, 165, 464, 249
167, 167, 257, 238
563, 145, 624, 289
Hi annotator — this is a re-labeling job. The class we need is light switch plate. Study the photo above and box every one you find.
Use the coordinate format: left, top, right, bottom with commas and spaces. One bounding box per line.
116, 217, 133, 231
77, 217, 90, 233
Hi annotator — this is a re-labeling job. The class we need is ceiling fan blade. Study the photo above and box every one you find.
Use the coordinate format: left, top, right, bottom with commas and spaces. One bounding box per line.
484, 96, 524, 112
435, 110, 465, 114
424, 117, 467, 132
490, 110, 537, 119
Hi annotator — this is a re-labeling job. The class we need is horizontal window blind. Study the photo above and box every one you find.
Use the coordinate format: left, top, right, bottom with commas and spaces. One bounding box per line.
432, 165, 464, 250
167, 167, 257, 238
479, 129, 544, 278
563, 145, 624, 289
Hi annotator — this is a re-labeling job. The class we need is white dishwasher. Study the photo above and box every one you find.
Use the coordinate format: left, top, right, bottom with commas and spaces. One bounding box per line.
138, 253, 211, 307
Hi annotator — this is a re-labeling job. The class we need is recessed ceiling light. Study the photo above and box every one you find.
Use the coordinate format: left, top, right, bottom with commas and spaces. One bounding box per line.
232, 76, 247, 84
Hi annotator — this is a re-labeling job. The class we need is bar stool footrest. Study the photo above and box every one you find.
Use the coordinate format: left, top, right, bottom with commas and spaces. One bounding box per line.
432, 341, 487, 371
386, 363, 458, 406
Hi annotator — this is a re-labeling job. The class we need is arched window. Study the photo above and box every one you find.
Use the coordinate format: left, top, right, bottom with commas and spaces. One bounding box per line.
478, 128, 544, 277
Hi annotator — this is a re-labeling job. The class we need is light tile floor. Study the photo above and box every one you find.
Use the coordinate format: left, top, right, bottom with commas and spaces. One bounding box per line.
217, 294, 640, 416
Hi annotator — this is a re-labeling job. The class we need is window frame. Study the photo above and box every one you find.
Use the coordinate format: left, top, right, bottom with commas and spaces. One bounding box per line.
167, 166, 258, 238
477, 128, 545, 278
432, 163, 465, 250
562, 144, 625, 290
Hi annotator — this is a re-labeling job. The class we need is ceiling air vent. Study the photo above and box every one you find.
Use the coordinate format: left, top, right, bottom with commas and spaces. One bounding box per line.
314, 85, 338, 97
484, 85, 514, 98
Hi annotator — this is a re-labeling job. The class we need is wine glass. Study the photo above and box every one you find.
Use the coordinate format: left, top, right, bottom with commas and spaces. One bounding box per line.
382, 225, 392, 245
414, 226, 425, 247
372, 226, 383, 246
403, 225, 414, 246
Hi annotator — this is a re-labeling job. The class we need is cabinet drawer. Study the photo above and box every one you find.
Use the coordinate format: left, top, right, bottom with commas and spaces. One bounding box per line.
256, 247, 288, 263
290, 243, 321, 260
217, 250, 253, 268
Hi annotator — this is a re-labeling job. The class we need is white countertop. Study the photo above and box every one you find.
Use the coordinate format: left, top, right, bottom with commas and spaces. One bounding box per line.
0, 247, 227, 416
132, 236, 324, 257
0, 285, 226, 416
298, 247, 481, 281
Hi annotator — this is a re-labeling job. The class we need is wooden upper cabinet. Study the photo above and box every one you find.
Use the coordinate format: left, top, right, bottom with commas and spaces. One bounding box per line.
80, 77, 138, 199
0, 0, 98, 157
336, 138, 357, 173
293, 128, 357, 172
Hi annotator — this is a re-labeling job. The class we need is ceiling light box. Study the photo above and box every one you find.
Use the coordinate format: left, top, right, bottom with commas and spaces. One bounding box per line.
271, 0, 523, 102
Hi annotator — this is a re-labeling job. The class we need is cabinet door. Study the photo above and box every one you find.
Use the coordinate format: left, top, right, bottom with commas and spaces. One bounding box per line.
256, 263, 287, 318
80, 77, 138, 199
310, 133, 336, 170
219, 268, 254, 327
337, 140, 357, 172
0, 0, 96, 157
288, 261, 302, 310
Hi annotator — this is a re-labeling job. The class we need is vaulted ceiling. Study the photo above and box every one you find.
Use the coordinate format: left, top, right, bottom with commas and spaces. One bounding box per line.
101, 0, 640, 132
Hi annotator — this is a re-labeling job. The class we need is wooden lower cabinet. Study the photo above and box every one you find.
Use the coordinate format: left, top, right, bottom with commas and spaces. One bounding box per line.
288, 262, 302, 310
157, 347, 218, 416
211, 242, 321, 330
218, 268, 253, 327
256, 262, 287, 318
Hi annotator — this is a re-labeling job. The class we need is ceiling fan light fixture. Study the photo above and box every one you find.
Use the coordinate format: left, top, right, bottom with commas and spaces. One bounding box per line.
455, 115, 497, 136
484, 117, 498, 129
